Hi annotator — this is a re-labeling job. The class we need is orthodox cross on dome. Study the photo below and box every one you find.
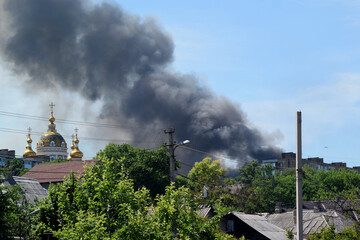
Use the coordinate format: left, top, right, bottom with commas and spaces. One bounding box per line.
26, 127, 33, 145
74, 128, 79, 137
49, 102, 55, 115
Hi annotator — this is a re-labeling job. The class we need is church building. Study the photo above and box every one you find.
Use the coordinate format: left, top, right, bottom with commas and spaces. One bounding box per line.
22, 103, 83, 167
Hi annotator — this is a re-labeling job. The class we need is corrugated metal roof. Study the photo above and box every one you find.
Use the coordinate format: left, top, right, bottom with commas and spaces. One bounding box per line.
198, 205, 213, 218
232, 212, 286, 240
266, 209, 355, 236
3, 176, 48, 204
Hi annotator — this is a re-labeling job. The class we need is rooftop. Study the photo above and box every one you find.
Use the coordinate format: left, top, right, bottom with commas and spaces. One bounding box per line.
22, 160, 98, 183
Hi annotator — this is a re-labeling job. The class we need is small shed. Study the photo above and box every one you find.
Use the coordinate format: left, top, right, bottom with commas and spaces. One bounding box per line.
221, 212, 286, 240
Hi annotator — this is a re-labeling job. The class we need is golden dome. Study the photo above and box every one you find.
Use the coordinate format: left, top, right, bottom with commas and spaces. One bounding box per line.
23, 128, 36, 158
67, 156, 72, 161
37, 131, 67, 148
70, 147, 83, 158
23, 146, 36, 158
37, 104, 67, 149
70, 128, 83, 159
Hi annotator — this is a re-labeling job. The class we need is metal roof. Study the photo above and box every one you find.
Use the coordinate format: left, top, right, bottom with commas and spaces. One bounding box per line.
22, 160, 98, 183
198, 205, 213, 218
3, 176, 48, 204
266, 209, 355, 236
232, 212, 286, 240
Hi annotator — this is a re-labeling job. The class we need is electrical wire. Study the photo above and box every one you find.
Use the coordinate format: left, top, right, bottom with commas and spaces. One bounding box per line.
179, 145, 238, 162
0, 127, 145, 144
0, 110, 125, 129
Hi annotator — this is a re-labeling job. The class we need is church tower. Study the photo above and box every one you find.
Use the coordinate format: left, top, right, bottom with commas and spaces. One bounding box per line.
36, 103, 68, 161
69, 128, 83, 161
23, 127, 36, 158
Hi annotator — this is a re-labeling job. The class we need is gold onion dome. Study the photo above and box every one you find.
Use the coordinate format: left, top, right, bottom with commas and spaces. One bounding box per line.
68, 136, 75, 161
23, 147, 36, 158
70, 147, 83, 158
37, 104, 67, 149
23, 128, 36, 158
70, 130, 83, 158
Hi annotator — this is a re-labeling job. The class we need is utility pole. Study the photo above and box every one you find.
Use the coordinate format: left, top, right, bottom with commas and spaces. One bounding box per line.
296, 111, 303, 240
164, 127, 176, 183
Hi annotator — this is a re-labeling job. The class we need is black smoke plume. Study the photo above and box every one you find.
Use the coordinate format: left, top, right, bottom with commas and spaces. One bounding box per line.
1, 0, 281, 168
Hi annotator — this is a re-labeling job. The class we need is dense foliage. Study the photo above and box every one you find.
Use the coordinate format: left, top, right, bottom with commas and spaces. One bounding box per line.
32, 154, 233, 239
4, 142, 360, 239
308, 224, 360, 240
182, 159, 360, 214
0, 170, 29, 239
233, 160, 360, 213
188, 157, 227, 193
96, 143, 170, 197
5, 158, 24, 177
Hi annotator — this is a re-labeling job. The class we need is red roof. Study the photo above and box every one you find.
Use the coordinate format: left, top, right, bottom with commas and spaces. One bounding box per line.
22, 160, 99, 183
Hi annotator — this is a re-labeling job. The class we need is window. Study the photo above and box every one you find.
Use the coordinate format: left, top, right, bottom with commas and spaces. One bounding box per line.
40, 142, 44, 147
50, 141, 55, 147
61, 142, 65, 147
227, 220, 234, 233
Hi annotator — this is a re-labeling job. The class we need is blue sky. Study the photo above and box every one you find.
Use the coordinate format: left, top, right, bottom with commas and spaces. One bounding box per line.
1, 0, 360, 167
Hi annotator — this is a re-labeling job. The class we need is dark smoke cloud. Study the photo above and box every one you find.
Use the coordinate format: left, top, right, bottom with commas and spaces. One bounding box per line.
1, 0, 281, 168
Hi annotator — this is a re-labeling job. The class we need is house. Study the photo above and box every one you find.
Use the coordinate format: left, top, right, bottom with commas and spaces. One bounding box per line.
22, 160, 98, 189
266, 200, 358, 238
2, 176, 48, 204
0, 149, 16, 167
221, 212, 286, 240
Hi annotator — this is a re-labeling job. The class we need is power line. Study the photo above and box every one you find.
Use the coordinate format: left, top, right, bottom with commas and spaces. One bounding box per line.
179, 145, 238, 162
176, 159, 194, 168
0, 127, 143, 144
0, 110, 126, 129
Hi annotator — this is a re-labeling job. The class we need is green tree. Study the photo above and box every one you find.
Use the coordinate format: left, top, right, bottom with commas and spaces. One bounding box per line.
238, 160, 258, 185
308, 224, 360, 240
188, 157, 227, 193
5, 158, 24, 177
33, 155, 232, 239
274, 169, 296, 208
0, 171, 28, 239
96, 143, 170, 197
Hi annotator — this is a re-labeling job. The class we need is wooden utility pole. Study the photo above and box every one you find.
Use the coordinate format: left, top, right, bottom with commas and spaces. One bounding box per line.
296, 111, 303, 240
164, 127, 176, 183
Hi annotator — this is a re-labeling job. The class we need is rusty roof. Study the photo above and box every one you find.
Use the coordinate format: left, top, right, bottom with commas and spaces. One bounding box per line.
22, 160, 98, 183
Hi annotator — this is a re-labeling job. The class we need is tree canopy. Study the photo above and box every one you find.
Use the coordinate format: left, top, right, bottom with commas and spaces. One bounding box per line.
188, 157, 227, 193
32, 154, 233, 239
96, 143, 170, 197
